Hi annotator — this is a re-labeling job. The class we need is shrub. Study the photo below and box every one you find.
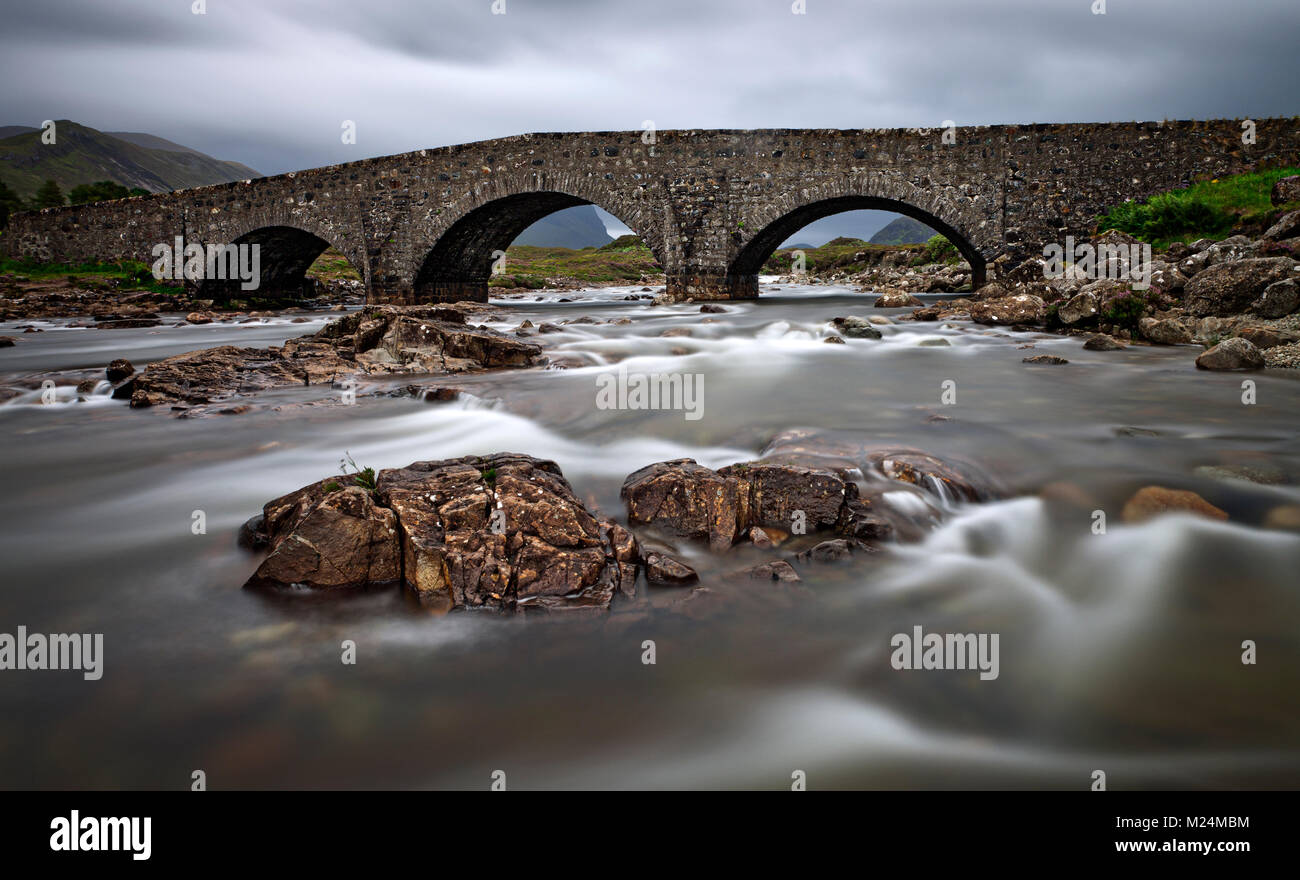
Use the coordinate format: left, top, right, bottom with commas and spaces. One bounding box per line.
910, 234, 959, 266
1100, 289, 1149, 330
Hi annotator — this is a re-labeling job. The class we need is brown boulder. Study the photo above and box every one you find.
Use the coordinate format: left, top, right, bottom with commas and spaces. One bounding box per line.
760, 429, 1002, 504
246, 454, 633, 614
105, 358, 134, 384
643, 551, 700, 587
1121, 486, 1228, 523
129, 344, 351, 408
621, 459, 745, 551
246, 487, 401, 591
1083, 334, 1126, 351
374, 454, 629, 613
1262, 209, 1300, 242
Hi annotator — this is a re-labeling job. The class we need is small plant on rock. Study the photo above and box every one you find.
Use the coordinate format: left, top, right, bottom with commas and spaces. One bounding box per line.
340, 451, 377, 492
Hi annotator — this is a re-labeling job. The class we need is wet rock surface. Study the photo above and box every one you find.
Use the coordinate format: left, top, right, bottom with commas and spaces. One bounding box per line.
126, 304, 541, 412
622, 428, 1001, 564
244, 453, 638, 616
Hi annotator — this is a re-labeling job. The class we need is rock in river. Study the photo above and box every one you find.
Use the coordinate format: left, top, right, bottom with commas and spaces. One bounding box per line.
128, 304, 542, 410
1121, 486, 1228, 523
1195, 337, 1265, 371
244, 454, 638, 615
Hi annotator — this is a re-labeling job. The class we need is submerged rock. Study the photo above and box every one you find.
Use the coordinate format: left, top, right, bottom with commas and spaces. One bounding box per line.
643, 551, 700, 587
830, 316, 882, 339
1121, 486, 1228, 523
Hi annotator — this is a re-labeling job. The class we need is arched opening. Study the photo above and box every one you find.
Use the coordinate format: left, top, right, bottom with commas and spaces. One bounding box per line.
198, 225, 363, 302
414, 192, 659, 303
731, 196, 986, 292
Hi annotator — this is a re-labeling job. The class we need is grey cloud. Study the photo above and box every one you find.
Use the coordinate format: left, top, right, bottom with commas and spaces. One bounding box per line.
0, 0, 1296, 175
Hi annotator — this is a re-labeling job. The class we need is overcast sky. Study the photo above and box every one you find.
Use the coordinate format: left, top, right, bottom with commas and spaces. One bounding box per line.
3, 0, 1297, 178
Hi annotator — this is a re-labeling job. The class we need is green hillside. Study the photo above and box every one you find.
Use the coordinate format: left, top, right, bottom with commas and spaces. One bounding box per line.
0, 120, 260, 201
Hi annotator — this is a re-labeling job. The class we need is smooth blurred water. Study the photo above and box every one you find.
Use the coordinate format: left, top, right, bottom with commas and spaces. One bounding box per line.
0, 283, 1297, 789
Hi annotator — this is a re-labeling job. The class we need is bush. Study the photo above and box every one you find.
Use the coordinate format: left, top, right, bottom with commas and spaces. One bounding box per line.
1100, 289, 1149, 330
911, 234, 959, 266
1097, 166, 1300, 246
1099, 192, 1234, 243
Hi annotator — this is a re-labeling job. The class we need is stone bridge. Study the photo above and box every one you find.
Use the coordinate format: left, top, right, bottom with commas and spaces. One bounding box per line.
5, 119, 1298, 302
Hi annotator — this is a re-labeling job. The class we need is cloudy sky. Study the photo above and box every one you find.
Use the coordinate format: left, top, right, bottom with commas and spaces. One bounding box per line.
3, 0, 1298, 176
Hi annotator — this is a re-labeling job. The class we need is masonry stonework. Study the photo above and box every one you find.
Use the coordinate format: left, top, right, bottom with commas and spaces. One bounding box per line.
5, 120, 1298, 302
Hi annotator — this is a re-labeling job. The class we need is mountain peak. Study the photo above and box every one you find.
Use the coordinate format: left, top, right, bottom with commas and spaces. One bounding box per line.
0, 120, 261, 200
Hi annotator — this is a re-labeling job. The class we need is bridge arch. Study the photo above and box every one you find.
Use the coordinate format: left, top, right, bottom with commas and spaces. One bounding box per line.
191, 212, 367, 301
728, 176, 993, 293
410, 176, 667, 303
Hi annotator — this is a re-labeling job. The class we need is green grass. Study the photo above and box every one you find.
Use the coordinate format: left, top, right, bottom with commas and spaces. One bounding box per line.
1097, 166, 1300, 248
761, 238, 924, 274
0, 255, 180, 294
306, 246, 362, 282
486, 240, 663, 287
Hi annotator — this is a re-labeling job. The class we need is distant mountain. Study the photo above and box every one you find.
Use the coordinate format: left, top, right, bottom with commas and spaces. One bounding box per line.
0, 120, 261, 201
779, 209, 897, 247
869, 215, 938, 245
513, 205, 613, 249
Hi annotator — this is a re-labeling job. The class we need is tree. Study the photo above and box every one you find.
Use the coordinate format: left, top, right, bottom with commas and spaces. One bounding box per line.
33, 179, 65, 209
0, 178, 25, 228
69, 180, 131, 205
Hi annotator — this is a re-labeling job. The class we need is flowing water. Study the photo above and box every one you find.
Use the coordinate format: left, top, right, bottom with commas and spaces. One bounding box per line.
1, 283, 1298, 789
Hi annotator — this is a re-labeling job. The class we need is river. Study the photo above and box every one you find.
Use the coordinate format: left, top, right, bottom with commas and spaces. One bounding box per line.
1, 283, 1298, 789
